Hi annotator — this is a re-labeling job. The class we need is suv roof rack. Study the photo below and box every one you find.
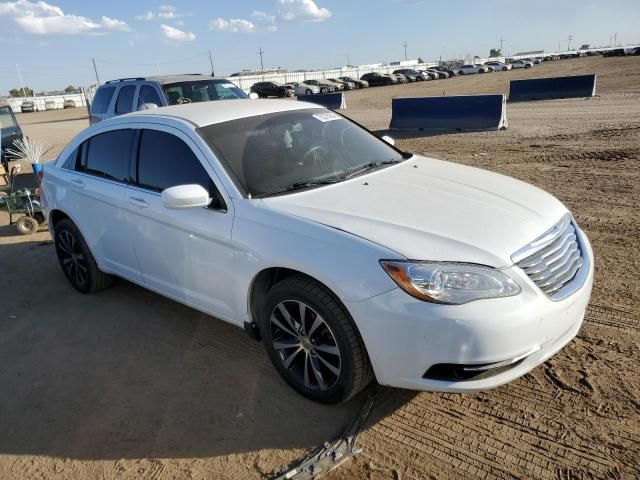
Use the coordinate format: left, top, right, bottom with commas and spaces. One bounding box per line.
105, 77, 146, 84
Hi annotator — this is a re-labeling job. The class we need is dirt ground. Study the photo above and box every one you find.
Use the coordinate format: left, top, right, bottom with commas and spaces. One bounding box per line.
1, 56, 638, 479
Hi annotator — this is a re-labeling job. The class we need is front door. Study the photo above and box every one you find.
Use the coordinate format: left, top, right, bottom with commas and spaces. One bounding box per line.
122, 126, 236, 322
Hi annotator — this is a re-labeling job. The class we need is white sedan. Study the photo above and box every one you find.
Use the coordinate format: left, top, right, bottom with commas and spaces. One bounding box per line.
457, 64, 489, 75
484, 61, 512, 72
285, 82, 320, 95
511, 59, 533, 69
41, 100, 593, 404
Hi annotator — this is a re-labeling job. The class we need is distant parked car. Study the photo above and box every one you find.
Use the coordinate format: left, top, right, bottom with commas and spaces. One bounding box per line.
511, 60, 533, 69
285, 82, 320, 96
89, 75, 248, 125
484, 61, 512, 72
360, 72, 393, 86
327, 78, 355, 90
0, 105, 23, 168
251, 81, 294, 98
425, 69, 448, 79
431, 66, 456, 77
533, 58, 542, 64
457, 64, 486, 75
322, 79, 346, 91
628, 47, 640, 56
603, 48, 627, 57
338, 76, 369, 88
63, 99, 76, 108
303, 79, 336, 93
393, 73, 410, 83
20, 100, 35, 113
393, 69, 427, 81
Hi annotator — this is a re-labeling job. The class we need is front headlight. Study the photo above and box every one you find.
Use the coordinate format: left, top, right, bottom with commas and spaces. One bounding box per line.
380, 261, 521, 305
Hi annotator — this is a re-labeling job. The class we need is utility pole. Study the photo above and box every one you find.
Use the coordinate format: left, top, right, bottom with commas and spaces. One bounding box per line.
614, 32, 618, 47
499, 36, 505, 53
208, 50, 215, 76
402, 41, 408, 61
567, 33, 573, 51
91, 58, 100, 85
16, 64, 27, 98
257, 47, 265, 71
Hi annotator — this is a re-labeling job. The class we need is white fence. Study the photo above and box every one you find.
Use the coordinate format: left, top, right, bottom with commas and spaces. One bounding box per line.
6, 93, 87, 112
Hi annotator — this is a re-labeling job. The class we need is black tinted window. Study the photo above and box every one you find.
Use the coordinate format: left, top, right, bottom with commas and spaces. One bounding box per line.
83, 129, 134, 182
115, 85, 135, 114
91, 87, 115, 114
138, 85, 163, 108
137, 129, 210, 192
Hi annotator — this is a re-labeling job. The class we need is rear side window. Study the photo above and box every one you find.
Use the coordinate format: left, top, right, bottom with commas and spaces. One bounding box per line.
137, 129, 211, 192
81, 129, 134, 182
115, 86, 136, 114
90, 87, 115, 114
138, 85, 163, 108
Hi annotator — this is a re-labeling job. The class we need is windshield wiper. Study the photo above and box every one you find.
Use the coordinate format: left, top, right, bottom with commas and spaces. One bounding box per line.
341, 159, 400, 180
252, 179, 340, 199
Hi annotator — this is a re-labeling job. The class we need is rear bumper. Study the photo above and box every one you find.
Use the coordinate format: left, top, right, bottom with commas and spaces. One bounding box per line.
346, 233, 594, 393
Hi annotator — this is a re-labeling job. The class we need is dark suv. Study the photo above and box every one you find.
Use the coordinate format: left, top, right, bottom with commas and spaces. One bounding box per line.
250, 81, 294, 98
89, 75, 248, 125
360, 72, 393, 86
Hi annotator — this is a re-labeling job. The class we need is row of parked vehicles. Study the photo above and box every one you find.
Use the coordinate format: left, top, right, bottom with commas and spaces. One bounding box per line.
249, 66, 458, 97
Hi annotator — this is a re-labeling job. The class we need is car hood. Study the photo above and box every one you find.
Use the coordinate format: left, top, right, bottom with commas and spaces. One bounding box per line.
262, 156, 567, 267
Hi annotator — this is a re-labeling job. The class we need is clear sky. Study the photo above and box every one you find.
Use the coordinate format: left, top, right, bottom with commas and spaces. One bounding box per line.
0, 0, 638, 94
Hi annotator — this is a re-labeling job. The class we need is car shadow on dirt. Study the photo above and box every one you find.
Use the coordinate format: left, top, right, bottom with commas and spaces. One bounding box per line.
0, 239, 387, 461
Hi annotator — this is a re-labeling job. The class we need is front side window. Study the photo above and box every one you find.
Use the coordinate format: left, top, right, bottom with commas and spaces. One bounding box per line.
82, 129, 134, 182
115, 85, 136, 114
137, 129, 211, 192
90, 86, 115, 114
162, 80, 248, 105
138, 85, 163, 108
198, 109, 405, 197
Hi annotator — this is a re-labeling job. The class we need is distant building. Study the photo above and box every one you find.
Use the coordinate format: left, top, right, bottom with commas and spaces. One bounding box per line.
230, 68, 288, 77
515, 50, 545, 56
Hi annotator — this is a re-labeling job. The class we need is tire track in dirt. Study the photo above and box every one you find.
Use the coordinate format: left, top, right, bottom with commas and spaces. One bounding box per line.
584, 304, 639, 330
531, 124, 640, 141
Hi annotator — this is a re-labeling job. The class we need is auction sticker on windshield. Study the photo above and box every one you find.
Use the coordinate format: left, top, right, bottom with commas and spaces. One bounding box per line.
312, 112, 341, 122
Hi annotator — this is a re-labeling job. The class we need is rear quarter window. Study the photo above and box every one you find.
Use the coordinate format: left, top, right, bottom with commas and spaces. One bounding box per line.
90, 87, 115, 114
115, 86, 136, 114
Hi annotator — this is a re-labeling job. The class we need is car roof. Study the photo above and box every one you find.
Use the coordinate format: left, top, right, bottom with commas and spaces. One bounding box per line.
103, 75, 231, 86
127, 99, 323, 127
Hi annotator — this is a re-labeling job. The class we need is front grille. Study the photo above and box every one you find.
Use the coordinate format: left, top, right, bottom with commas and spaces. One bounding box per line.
512, 214, 584, 299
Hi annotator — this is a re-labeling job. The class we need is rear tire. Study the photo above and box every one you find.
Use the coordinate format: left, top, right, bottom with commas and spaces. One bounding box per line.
259, 274, 373, 404
54, 219, 114, 294
305, 89, 312, 95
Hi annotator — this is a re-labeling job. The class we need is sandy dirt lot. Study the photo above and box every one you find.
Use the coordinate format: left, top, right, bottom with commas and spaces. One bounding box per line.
1, 56, 638, 479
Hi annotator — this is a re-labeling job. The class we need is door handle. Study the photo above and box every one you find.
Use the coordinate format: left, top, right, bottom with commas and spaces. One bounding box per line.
128, 197, 148, 208
70, 179, 85, 188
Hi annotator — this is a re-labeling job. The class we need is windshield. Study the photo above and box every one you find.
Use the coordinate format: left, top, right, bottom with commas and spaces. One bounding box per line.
198, 108, 405, 197
0, 107, 16, 129
162, 80, 248, 105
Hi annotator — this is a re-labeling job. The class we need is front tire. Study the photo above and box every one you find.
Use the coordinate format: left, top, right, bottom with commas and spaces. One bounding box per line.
260, 275, 373, 404
305, 89, 312, 95
54, 219, 113, 294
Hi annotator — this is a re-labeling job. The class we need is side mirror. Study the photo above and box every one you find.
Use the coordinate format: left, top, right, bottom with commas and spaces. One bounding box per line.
381, 135, 395, 146
138, 102, 159, 111
249, 92, 259, 99
161, 184, 210, 209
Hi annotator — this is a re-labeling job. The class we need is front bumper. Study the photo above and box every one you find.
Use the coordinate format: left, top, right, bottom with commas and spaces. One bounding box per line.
345, 232, 594, 393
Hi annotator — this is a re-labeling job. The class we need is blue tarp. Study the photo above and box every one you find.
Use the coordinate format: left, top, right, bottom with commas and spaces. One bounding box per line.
297, 92, 346, 110
389, 94, 508, 132
509, 74, 597, 101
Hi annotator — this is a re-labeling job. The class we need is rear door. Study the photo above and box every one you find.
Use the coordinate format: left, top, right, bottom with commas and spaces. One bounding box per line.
64, 128, 141, 280
122, 126, 236, 321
